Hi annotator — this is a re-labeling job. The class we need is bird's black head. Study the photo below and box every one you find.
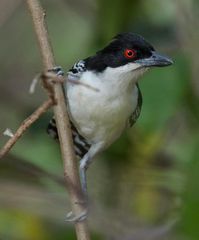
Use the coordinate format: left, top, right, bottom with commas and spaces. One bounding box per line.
85, 32, 173, 72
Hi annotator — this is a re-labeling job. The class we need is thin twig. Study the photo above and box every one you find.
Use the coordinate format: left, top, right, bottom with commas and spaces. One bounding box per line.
26, 1, 90, 240
0, 99, 53, 159
0, 71, 57, 159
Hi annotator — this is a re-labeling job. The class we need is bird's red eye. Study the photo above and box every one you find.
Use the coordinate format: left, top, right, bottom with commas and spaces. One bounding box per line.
124, 49, 136, 59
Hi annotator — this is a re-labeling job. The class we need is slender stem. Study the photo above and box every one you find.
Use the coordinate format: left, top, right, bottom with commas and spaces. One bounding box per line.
0, 99, 53, 159
26, 1, 90, 240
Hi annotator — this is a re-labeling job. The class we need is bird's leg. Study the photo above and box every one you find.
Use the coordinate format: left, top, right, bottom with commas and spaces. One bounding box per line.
79, 154, 92, 198
79, 143, 104, 197
65, 154, 92, 222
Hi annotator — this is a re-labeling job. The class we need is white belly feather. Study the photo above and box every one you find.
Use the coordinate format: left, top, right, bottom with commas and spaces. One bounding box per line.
66, 67, 139, 147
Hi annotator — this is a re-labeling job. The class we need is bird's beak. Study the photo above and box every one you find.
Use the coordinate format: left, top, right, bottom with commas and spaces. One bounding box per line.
135, 51, 173, 67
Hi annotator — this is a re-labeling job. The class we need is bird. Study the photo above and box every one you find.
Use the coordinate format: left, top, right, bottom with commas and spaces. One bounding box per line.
47, 32, 173, 198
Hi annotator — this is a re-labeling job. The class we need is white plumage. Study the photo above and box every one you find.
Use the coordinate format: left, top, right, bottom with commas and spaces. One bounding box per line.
66, 62, 146, 150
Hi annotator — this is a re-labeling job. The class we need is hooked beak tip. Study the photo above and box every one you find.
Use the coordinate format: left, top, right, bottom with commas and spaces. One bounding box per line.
135, 51, 174, 68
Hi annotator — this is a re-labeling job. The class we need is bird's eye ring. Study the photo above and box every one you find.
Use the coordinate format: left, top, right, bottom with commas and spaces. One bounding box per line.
124, 49, 136, 59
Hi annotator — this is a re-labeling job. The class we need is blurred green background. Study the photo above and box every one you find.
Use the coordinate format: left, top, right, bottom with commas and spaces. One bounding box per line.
0, 0, 199, 239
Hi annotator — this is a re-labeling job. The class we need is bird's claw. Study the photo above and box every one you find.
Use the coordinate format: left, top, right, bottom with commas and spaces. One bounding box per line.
48, 66, 64, 76
65, 210, 88, 223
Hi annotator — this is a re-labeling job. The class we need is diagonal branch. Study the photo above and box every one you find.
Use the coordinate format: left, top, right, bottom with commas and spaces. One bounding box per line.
0, 72, 58, 159
0, 98, 53, 159
26, 1, 90, 240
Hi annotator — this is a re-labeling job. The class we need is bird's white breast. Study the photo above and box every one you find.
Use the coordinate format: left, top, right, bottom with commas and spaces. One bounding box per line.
65, 65, 141, 148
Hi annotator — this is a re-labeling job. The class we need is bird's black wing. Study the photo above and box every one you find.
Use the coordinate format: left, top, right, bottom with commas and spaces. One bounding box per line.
128, 84, 143, 127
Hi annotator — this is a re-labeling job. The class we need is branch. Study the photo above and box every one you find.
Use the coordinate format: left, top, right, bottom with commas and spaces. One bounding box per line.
0, 72, 57, 159
26, 1, 90, 240
0, 99, 53, 159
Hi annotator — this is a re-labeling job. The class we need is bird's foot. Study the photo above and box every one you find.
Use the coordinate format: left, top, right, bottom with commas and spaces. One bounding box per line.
30, 66, 65, 95
42, 66, 65, 88
65, 210, 88, 223
48, 66, 64, 76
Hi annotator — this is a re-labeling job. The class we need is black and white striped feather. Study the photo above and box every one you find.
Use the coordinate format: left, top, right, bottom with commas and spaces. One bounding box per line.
47, 117, 91, 158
